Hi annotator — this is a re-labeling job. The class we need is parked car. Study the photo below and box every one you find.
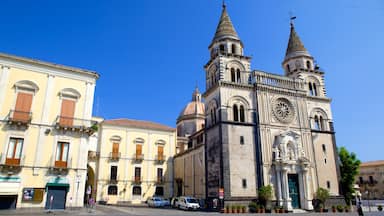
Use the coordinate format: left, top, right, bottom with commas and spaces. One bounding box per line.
177, 196, 200, 210
147, 197, 169, 207
171, 197, 179, 208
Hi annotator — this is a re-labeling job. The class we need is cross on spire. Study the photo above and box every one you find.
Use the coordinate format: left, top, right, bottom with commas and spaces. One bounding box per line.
289, 12, 297, 27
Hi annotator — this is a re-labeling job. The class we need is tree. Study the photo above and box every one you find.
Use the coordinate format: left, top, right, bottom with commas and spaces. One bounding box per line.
315, 187, 330, 208
258, 185, 273, 208
338, 146, 361, 204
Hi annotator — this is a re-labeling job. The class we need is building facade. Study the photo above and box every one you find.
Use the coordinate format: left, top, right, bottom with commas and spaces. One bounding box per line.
174, 88, 206, 199
356, 160, 384, 200
176, 5, 340, 210
0, 53, 99, 209
94, 119, 176, 204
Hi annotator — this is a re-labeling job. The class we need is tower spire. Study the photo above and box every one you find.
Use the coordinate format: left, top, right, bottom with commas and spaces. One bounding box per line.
211, 3, 239, 44
284, 17, 310, 59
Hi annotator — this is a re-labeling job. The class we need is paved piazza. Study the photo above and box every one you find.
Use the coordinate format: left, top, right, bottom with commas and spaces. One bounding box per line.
0, 205, 383, 216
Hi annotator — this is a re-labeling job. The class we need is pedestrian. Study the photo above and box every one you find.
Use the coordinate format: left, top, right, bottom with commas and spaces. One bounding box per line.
357, 201, 364, 216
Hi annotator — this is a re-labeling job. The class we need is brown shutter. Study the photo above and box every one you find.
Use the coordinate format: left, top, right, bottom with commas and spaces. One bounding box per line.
60, 99, 75, 126
13, 92, 33, 122
136, 145, 142, 156
112, 143, 119, 158
158, 146, 164, 160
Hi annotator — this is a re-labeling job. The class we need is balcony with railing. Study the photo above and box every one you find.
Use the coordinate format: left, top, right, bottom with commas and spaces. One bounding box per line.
49, 156, 71, 175
109, 152, 121, 161
133, 154, 144, 163
133, 176, 142, 184
253, 71, 305, 91
0, 153, 24, 174
109, 176, 118, 184
155, 176, 164, 185
7, 110, 32, 126
55, 116, 97, 135
155, 155, 165, 164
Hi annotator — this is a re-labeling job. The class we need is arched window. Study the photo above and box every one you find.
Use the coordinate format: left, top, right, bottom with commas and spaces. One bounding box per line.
231, 68, 236, 82
132, 186, 141, 195
232, 44, 237, 54
108, 185, 118, 195
306, 61, 311, 70
314, 115, 320, 130
233, 105, 239, 122
219, 44, 225, 53
211, 109, 215, 125
236, 69, 241, 83
319, 116, 324, 130
308, 83, 314, 96
313, 83, 318, 96
239, 105, 245, 122
286, 64, 290, 73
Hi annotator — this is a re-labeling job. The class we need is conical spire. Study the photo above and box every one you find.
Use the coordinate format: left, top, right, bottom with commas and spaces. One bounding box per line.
285, 22, 310, 58
212, 4, 239, 43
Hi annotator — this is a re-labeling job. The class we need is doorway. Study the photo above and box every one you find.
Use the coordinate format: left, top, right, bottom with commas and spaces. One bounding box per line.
288, 174, 300, 209
45, 186, 67, 209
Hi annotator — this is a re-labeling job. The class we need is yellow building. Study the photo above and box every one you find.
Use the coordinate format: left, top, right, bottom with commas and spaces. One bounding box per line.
0, 53, 99, 209
356, 160, 384, 199
95, 119, 176, 204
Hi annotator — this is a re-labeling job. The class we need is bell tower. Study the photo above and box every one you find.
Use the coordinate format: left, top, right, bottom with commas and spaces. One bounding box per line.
203, 3, 258, 207
204, 3, 251, 91
282, 19, 327, 97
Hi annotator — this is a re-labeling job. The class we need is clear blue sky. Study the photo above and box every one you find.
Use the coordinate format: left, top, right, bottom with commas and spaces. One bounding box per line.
1, 0, 383, 162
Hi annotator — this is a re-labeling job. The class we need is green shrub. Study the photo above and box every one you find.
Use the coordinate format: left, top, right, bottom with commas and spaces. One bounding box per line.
336, 205, 343, 212
378, 205, 383, 211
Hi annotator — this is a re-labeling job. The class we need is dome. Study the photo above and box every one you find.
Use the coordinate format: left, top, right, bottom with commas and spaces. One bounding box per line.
177, 87, 205, 123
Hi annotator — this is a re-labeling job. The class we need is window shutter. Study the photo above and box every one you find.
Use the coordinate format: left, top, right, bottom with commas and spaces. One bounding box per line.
13, 92, 33, 121
112, 143, 119, 153
158, 146, 164, 160
136, 145, 142, 156
60, 99, 75, 126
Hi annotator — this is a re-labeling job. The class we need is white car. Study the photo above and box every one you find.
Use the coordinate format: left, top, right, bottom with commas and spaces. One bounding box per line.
177, 196, 200, 210
147, 197, 169, 207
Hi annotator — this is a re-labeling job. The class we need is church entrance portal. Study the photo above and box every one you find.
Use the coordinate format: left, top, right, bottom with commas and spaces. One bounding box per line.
288, 174, 300, 209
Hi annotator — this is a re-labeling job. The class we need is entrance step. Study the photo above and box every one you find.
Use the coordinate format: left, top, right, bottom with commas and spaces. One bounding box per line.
292, 209, 308, 213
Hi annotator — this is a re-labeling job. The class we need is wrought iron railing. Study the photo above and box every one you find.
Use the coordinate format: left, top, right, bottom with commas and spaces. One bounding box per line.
8, 110, 32, 124
109, 152, 121, 160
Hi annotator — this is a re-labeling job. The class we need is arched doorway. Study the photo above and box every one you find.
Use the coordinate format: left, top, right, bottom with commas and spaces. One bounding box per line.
84, 165, 96, 204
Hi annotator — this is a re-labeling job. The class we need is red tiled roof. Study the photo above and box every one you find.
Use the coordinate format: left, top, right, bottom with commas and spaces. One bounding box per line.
360, 160, 384, 167
103, 118, 175, 132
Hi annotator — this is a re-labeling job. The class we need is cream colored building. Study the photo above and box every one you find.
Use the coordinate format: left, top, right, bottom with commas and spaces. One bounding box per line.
356, 160, 384, 199
95, 119, 176, 204
0, 53, 99, 209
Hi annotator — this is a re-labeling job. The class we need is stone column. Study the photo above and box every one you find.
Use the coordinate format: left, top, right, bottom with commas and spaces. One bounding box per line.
276, 166, 283, 206
282, 168, 292, 211
303, 168, 313, 210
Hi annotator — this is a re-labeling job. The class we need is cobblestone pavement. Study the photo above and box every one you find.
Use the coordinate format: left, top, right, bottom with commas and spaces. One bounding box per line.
0, 205, 382, 216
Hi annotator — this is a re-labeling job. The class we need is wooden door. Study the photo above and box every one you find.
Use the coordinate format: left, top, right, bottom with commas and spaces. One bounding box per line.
13, 92, 33, 122
59, 99, 75, 126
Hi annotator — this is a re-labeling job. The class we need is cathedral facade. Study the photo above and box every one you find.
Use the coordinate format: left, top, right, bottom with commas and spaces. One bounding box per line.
177, 4, 340, 211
